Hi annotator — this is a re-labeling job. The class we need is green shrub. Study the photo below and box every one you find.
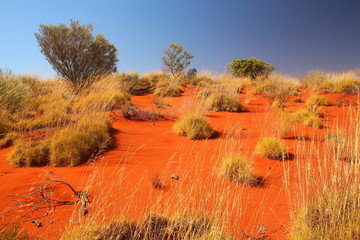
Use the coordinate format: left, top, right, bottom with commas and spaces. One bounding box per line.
306, 95, 331, 108
173, 114, 216, 139
255, 137, 288, 159
292, 109, 323, 128
8, 139, 49, 167
220, 155, 261, 186
50, 114, 112, 166
154, 84, 183, 97
290, 188, 360, 240
204, 93, 246, 112
73, 91, 131, 113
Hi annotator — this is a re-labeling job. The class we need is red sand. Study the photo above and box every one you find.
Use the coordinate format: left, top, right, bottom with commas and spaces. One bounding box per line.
0, 88, 358, 239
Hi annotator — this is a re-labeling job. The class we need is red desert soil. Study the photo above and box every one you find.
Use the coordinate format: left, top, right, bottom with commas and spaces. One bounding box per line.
0, 87, 358, 239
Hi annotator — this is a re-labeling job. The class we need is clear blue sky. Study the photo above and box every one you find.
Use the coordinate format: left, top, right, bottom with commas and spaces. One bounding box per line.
1, 0, 360, 79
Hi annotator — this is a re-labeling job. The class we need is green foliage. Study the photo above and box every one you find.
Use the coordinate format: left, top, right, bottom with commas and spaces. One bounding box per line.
173, 114, 216, 139
229, 57, 275, 80
290, 188, 360, 240
255, 137, 288, 160
204, 93, 246, 112
8, 139, 49, 167
162, 43, 194, 78
50, 114, 112, 166
35, 20, 118, 91
220, 155, 261, 186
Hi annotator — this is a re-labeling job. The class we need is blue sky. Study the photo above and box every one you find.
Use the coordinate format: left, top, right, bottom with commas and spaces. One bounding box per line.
1, 0, 360, 79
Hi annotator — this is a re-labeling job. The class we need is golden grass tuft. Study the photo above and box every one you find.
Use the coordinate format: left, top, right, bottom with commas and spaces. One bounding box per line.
173, 114, 216, 139
275, 111, 296, 138
254, 137, 288, 160
290, 188, 360, 240
154, 84, 183, 97
49, 114, 112, 166
0, 132, 21, 148
73, 91, 131, 113
306, 94, 331, 108
204, 93, 246, 112
220, 155, 261, 186
8, 139, 49, 167
292, 109, 324, 128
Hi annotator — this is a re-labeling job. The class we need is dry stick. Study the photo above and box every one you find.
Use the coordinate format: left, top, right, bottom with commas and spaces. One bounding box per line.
2, 175, 89, 227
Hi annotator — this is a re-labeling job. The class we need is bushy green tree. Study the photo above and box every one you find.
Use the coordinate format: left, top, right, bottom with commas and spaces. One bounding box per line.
162, 43, 194, 78
35, 20, 118, 91
229, 57, 274, 80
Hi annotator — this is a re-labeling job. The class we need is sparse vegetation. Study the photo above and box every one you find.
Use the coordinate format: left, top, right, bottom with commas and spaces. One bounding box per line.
50, 114, 112, 166
290, 188, 360, 240
229, 57, 275, 80
173, 114, 216, 139
220, 155, 261, 186
204, 92, 246, 112
306, 94, 331, 108
292, 109, 324, 128
154, 84, 183, 97
162, 43, 194, 78
255, 137, 288, 159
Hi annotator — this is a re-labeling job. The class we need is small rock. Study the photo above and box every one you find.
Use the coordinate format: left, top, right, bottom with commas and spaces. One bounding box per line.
171, 174, 180, 180
32, 220, 42, 228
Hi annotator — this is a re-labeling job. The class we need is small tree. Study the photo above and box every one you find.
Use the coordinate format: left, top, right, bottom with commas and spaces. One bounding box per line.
230, 57, 274, 80
162, 43, 194, 78
35, 20, 118, 91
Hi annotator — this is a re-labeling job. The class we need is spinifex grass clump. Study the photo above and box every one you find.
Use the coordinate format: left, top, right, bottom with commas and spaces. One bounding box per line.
255, 137, 288, 160
63, 213, 232, 240
8, 139, 49, 167
73, 91, 131, 113
306, 94, 331, 108
50, 114, 112, 166
173, 114, 216, 139
204, 93, 246, 112
290, 188, 360, 240
220, 155, 261, 186
154, 84, 183, 97
275, 111, 296, 138
292, 109, 323, 128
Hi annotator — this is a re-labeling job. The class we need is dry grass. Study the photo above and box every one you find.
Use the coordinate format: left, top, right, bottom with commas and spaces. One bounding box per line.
8, 139, 49, 167
49, 113, 112, 166
204, 92, 246, 112
220, 155, 261, 186
254, 137, 288, 159
154, 84, 183, 97
275, 111, 296, 138
306, 94, 331, 108
173, 113, 216, 139
292, 109, 324, 128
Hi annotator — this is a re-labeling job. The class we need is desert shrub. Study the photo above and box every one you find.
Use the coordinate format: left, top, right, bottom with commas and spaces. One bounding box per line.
290, 188, 360, 240
0, 73, 30, 112
306, 95, 331, 108
0, 225, 30, 240
143, 213, 231, 240
255, 137, 288, 159
139, 72, 171, 89
8, 139, 49, 167
300, 70, 327, 92
121, 107, 167, 121
204, 93, 246, 112
162, 43, 194, 78
0, 132, 21, 148
327, 70, 360, 94
220, 155, 261, 186
185, 76, 213, 87
73, 91, 131, 113
253, 74, 299, 109
173, 114, 216, 139
153, 97, 171, 109
154, 84, 183, 97
275, 111, 296, 138
49, 114, 112, 166
229, 57, 275, 80
62, 218, 140, 240
292, 109, 323, 128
